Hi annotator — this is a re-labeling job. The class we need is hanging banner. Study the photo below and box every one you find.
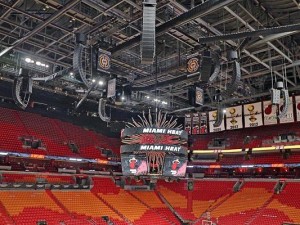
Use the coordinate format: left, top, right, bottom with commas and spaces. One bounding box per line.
279, 97, 294, 124
186, 55, 200, 75
97, 48, 111, 74
192, 113, 200, 134
243, 102, 263, 128
200, 113, 208, 134
263, 100, 278, 125
184, 114, 192, 135
195, 87, 204, 106
208, 110, 225, 133
226, 105, 243, 130
107, 78, 116, 98
295, 96, 300, 122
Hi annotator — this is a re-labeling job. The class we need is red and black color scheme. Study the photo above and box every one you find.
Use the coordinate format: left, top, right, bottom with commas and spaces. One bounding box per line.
120, 110, 188, 177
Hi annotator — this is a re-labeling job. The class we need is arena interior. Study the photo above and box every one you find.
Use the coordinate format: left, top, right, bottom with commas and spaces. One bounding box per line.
1, 0, 300, 224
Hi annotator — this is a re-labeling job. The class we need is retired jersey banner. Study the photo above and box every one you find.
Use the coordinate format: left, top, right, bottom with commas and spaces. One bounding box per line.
263, 100, 278, 125
195, 87, 204, 106
243, 102, 263, 128
209, 110, 225, 133
192, 113, 200, 134
279, 97, 294, 124
226, 105, 243, 130
184, 114, 192, 134
295, 96, 300, 122
200, 113, 208, 134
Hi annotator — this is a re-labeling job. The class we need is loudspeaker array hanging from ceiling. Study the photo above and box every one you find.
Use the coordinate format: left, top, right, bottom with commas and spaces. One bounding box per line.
141, 0, 157, 65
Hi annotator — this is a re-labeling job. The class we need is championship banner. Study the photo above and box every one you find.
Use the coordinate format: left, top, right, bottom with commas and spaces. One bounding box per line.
195, 87, 204, 106
226, 105, 243, 130
263, 100, 278, 125
162, 155, 187, 177
185, 114, 192, 134
97, 48, 111, 73
120, 145, 188, 155
208, 110, 225, 133
243, 102, 263, 128
121, 155, 148, 176
200, 113, 208, 134
192, 113, 200, 134
107, 78, 116, 98
186, 55, 200, 75
279, 97, 294, 124
295, 96, 300, 122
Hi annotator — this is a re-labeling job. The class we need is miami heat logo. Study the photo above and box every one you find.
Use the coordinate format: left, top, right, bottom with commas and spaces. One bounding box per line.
98, 54, 110, 70
171, 159, 180, 175
187, 58, 199, 73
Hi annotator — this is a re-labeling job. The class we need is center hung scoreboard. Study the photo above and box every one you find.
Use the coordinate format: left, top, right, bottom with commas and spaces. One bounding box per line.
120, 127, 189, 177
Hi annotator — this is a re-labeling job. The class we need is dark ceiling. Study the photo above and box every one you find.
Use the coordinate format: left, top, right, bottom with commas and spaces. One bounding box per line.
0, 0, 300, 114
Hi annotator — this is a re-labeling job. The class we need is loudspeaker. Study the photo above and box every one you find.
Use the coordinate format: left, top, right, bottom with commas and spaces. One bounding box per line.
75, 33, 87, 45
200, 50, 212, 82
141, 0, 156, 64
271, 88, 281, 105
188, 86, 196, 106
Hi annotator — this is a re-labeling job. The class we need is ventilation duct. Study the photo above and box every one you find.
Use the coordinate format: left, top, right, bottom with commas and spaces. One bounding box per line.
278, 89, 289, 119
141, 0, 156, 64
213, 105, 224, 127
32, 68, 72, 82
98, 98, 110, 122
12, 69, 32, 110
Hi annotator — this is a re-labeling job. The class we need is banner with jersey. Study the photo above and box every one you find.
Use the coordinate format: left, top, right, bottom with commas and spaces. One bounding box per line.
226, 105, 243, 130
279, 97, 294, 124
200, 113, 208, 134
208, 110, 225, 133
263, 100, 278, 125
184, 114, 192, 134
243, 102, 263, 128
192, 113, 200, 134
295, 96, 300, 122
107, 78, 116, 98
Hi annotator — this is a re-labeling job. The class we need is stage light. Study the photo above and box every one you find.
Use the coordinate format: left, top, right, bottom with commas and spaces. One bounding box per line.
45, 65, 49, 68
92, 79, 96, 83
223, 109, 226, 113
98, 80, 104, 85
146, 96, 150, 99
121, 96, 125, 101
162, 101, 168, 105
36, 61, 41, 66
70, 72, 74, 76
25, 58, 31, 63
154, 99, 160, 102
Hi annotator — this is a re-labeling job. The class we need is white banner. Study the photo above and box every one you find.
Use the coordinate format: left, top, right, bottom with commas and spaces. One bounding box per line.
192, 113, 200, 134
279, 97, 294, 124
243, 102, 263, 128
200, 113, 208, 134
263, 100, 278, 125
295, 96, 300, 122
107, 78, 116, 98
209, 110, 225, 133
184, 114, 192, 134
226, 105, 243, 130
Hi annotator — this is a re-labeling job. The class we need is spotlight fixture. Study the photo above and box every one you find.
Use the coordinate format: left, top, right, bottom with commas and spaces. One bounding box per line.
92, 79, 96, 83
69, 72, 74, 76
98, 80, 104, 85
223, 109, 226, 113
146, 96, 150, 99
161, 101, 168, 105
25, 58, 31, 63
36, 61, 41, 66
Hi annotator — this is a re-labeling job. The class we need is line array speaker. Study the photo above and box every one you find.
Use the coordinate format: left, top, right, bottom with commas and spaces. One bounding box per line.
141, 0, 156, 64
